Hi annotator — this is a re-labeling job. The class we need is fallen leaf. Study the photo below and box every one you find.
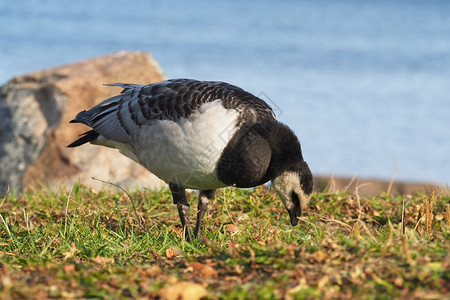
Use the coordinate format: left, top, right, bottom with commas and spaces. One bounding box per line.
393, 276, 403, 287
63, 264, 76, 274
169, 245, 184, 257
190, 261, 204, 271
233, 264, 244, 275
288, 277, 307, 294
1, 276, 13, 291
91, 256, 114, 265
201, 265, 218, 278
309, 250, 328, 263
189, 262, 218, 279
140, 265, 161, 277
62, 242, 79, 259
317, 275, 329, 289
158, 281, 207, 300
118, 193, 129, 203
170, 226, 184, 236
228, 240, 240, 257
48, 285, 60, 298
166, 248, 178, 259
225, 224, 240, 235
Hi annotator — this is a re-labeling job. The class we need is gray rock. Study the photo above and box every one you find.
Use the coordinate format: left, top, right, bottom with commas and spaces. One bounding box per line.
0, 51, 167, 195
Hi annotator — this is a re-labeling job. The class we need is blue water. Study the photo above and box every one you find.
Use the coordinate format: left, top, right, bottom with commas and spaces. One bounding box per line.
1, 0, 449, 184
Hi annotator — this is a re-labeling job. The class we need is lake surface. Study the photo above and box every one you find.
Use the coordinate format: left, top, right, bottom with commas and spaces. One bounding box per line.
1, 0, 449, 184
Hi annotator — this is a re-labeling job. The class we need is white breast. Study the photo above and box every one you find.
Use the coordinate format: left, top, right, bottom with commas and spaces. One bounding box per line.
130, 100, 239, 189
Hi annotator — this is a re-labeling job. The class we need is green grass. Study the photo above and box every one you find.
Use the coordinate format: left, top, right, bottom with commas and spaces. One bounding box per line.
0, 184, 448, 299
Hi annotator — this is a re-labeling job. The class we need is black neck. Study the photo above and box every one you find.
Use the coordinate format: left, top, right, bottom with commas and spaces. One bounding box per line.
265, 121, 304, 177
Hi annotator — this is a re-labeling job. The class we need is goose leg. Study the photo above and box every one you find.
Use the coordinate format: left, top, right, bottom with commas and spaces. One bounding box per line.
169, 183, 191, 241
194, 189, 215, 239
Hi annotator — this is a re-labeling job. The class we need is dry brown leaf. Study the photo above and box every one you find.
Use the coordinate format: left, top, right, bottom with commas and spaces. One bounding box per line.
140, 265, 161, 277
349, 265, 365, 284
228, 240, 241, 257
189, 262, 218, 279
189, 261, 204, 271
118, 193, 129, 203
200, 265, 218, 279
63, 264, 76, 274
62, 242, 79, 259
91, 256, 114, 265
317, 275, 329, 289
1, 276, 13, 291
288, 277, 307, 295
169, 245, 184, 257
224, 224, 240, 235
310, 250, 328, 263
233, 264, 244, 275
170, 226, 184, 236
157, 281, 207, 300
166, 248, 177, 259
393, 276, 404, 287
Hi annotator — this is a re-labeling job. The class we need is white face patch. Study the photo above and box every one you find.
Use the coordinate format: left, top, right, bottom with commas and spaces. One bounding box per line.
272, 171, 310, 210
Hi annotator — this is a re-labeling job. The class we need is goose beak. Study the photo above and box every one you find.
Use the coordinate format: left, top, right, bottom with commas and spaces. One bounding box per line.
287, 205, 301, 226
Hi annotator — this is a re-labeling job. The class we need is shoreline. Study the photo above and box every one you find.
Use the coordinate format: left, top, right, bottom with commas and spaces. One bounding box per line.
313, 175, 447, 196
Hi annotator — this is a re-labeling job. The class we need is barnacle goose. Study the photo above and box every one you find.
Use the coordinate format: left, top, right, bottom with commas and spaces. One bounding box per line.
68, 79, 313, 240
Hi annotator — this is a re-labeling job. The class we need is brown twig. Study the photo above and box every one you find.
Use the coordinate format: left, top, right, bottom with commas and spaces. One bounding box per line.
0, 185, 9, 208
414, 205, 424, 234
446, 204, 450, 227
385, 218, 394, 247
425, 190, 435, 236
306, 213, 353, 230
343, 175, 358, 193
359, 220, 377, 242
92, 177, 143, 229
386, 161, 398, 197
401, 198, 406, 235
401, 235, 414, 265
353, 221, 363, 241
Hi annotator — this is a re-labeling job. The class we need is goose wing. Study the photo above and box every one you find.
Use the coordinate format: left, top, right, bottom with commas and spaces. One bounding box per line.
69, 78, 275, 146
